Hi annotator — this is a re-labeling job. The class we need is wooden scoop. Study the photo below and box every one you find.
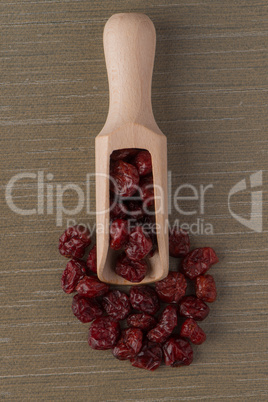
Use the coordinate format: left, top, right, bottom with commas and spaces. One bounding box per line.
95, 13, 168, 284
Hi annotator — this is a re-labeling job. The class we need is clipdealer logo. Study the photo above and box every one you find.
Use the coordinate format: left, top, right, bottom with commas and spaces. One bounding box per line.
4, 170, 263, 233
228, 170, 263, 233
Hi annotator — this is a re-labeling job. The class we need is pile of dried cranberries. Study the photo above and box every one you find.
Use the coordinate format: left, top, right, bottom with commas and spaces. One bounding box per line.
59, 224, 218, 371
59, 148, 218, 371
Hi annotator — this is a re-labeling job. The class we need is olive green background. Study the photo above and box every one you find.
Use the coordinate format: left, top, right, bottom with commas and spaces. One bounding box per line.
1, 0, 268, 401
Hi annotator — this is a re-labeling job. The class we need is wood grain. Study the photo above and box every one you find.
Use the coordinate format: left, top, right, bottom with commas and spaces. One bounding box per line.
1, 0, 268, 401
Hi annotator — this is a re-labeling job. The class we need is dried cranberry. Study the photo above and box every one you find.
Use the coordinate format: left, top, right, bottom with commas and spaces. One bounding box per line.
102, 290, 131, 321
130, 286, 160, 315
131, 340, 163, 371
127, 313, 157, 332
61, 259, 86, 294
72, 294, 103, 323
109, 219, 129, 250
88, 317, 120, 350
86, 245, 97, 274
155, 272, 187, 303
133, 150, 152, 176
195, 274, 217, 303
181, 247, 219, 279
180, 318, 206, 345
147, 305, 177, 343
110, 160, 139, 197
111, 148, 139, 161
169, 227, 190, 258
115, 253, 148, 283
113, 328, 143, 360
163, 337, 193, 367
139, 175, 154, 208
58, 225, 91, 259
179, 295, 209, 321
110, 198, 127, 220
76, 276, 109, 298
125, 225, 153, 261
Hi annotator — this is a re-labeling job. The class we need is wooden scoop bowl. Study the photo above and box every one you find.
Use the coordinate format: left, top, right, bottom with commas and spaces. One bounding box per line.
95, 13, 168, 284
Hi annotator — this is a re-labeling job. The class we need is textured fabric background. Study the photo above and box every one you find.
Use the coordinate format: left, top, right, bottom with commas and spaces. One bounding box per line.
1, 0, 268, 400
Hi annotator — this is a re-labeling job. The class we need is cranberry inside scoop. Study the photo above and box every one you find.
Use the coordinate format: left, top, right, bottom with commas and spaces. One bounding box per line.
109, 219, 129, 250
125, 225, 153, 261
115, 253, 148, 283
110, 160, 139, 197
133, 150, 152, 176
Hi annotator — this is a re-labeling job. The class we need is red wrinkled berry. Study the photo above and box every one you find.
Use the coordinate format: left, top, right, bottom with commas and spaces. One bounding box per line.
195, 274, 217, 303
133, 150, 152, 176
102, 290, 131, 321
76, 276, 109, 298
61, 259, 86, 294
86, 245, 97, 274
59, 225, 91, 259
131, 340, 163, 371
163, 337, 193, 367
147, 305, 177, 343
130, 285, 160, 315
169, 227, 190, 258
181, 247, 219, 279
113, 328, 143, 360
111, 148, 139, 161
88, 317, 120, 350
72, 294, 103, 323
155, 272, 187, 303
115, 253, 148, 283
110, 160, 139, 197
140, 175, 154, 208
179, 295, 209, 321
125, 225, 153, 261
110, 198, 127, 220
109, 219, 129, 250
180, 318, 206, 345
127, 313, 157, 332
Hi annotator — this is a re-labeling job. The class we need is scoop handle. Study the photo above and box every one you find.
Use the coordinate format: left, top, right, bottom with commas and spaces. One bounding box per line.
103, 13, 156, 126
